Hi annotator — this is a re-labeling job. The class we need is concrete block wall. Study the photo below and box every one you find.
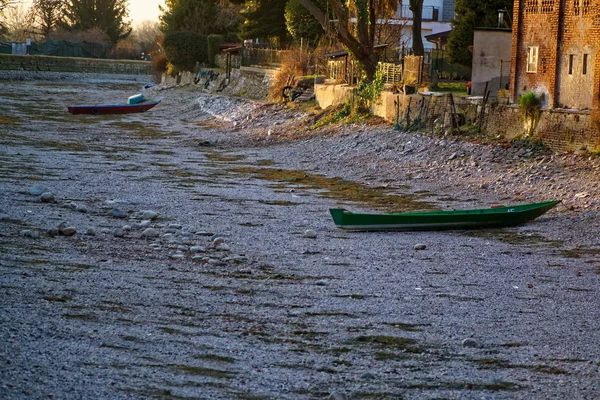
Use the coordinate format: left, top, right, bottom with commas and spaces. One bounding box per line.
314, 83, 356, 109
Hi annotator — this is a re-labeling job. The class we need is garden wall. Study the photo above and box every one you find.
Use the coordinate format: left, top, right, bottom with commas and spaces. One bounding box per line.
316, 82, 600, 153
484, 104, 599, 153
0, 54, 151, 74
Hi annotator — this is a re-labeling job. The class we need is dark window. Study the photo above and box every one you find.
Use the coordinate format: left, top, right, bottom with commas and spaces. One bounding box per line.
540, 0, 554, 13
582, 0, 591, 14
525, 0, 538, 13
583, 54, 588, 75
569, 54, 574, 75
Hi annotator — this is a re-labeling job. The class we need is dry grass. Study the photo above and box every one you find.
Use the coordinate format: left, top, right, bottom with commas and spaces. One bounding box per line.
152, 54, 168, 83
268, 47, 316, 102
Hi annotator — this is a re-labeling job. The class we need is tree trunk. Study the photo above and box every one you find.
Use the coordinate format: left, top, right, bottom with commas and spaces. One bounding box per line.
409, 0, 424, 56
297, 0, 380, 80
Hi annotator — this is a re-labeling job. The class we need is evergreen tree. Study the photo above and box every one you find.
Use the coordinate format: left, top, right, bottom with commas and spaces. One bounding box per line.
447, 0, 512, 67
160, 0, 241, 36
61, 0, 131, 44
284, 0, 323, 47
31, 0, 64, 38
238, 0, 290, 47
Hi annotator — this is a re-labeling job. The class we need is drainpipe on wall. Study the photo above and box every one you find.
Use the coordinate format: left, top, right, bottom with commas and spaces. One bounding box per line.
553, 0, 566, 109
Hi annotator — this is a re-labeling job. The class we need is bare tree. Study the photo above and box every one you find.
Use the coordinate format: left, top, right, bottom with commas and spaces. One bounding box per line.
0, 0, 26, 36
3, 3, 31, 41
0, 0, 24, 10
130, 21, 162, 58
297, 0, 399, 81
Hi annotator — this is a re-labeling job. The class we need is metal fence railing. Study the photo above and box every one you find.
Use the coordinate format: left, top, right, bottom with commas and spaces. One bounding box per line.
242, 47, 289, 68
428, 49, 471, 80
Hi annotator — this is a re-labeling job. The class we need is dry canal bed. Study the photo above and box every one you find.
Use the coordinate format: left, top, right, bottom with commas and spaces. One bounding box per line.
1, 75, 599, 399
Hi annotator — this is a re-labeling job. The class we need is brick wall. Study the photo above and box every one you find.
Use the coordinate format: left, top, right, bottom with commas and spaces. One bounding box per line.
510, 0, 599, 110
485, 103, 600, 152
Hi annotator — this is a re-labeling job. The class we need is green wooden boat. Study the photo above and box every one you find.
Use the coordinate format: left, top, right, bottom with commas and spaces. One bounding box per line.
329, 200, 560, 231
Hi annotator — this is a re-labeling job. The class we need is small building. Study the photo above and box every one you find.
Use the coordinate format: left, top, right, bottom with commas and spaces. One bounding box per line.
470, 28, 512, 97
509, 0, 600, 110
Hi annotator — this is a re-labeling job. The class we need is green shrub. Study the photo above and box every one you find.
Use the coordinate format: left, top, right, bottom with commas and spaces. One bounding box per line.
163, 31, 208, 72
207, 34, 224, 67
518, 92, 541, 119
518, 92, 542, 136
224, 32, 240, 43
353, 72, 384, 114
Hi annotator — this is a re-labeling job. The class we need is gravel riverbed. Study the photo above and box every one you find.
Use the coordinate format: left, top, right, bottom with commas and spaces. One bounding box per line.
1, 72, 599, 399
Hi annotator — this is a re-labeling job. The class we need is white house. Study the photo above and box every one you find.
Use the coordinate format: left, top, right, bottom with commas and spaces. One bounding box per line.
394, 0, 455, 52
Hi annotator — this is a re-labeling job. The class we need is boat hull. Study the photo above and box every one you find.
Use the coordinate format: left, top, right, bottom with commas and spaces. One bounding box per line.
329, 201, 560, 231
68, 100, 161, 115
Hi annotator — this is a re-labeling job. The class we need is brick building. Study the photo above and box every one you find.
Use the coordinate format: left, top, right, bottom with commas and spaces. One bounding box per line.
509, 0, 600, 110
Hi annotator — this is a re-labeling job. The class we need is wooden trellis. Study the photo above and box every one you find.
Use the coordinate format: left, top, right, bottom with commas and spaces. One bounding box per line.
377, 62, 402, 84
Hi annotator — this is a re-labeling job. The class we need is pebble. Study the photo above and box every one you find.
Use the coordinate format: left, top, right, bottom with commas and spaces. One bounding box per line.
224, 255, 248, 263
111, 208, 127, 218
75, 204, 88, 213
360, 372, 376, 380
60, 227, 77, 236
190, 246, 206, 253
169, 253, 185, 260
413, 243, 427, 251
315, 280, 328, 286
191, 255, 204, 261
139, 220, 152, 229
303, 229, 318, 239
140, 210, 159, 220
40, 192, 55, 202
215, 243, 231, 251
100, 228, 111, 234
168, 223, 182, 229
112, 228, 125, 237
21, 230, 40, 239
28, 184, 49, 196
176, 245, 188, 251
461, 338, 479, 348
122, 225, 132, 232
213, 237, 226, 246
141, 228, 159, 238
85, 228, 96, 236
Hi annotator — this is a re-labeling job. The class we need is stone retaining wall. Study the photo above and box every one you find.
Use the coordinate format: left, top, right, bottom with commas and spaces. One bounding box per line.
0, 54, 151, 74
159, 67, 273, 100
316, 82, 600, 153
485, 104, 600, 153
